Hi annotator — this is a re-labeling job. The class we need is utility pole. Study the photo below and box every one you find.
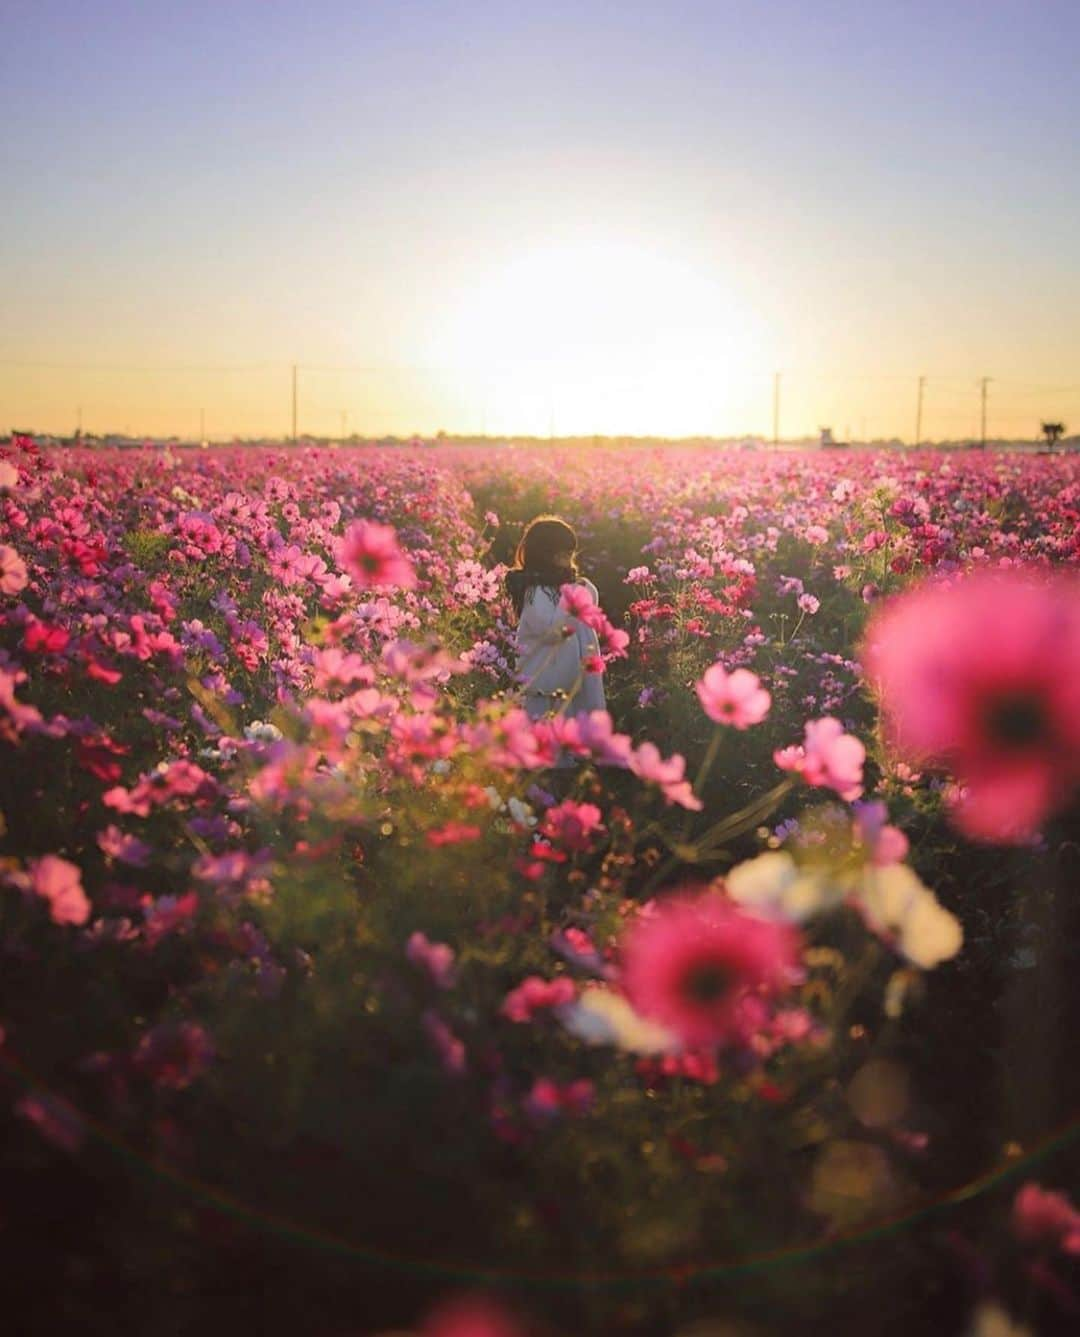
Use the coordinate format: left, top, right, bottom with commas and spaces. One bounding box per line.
914, 375, 925, 448
199, 407, 206, 444
76, 404, 83, 440
291, 364, 298, 442
340, 408, 347, 441
979, 376, 992, 448
772, 371, 781, 446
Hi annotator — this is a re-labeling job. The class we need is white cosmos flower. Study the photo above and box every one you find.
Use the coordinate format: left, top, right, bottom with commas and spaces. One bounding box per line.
557, 986, 679, 1055
857, 864, 963, 969
506, 796, 536, 827
725, 851, 843, 923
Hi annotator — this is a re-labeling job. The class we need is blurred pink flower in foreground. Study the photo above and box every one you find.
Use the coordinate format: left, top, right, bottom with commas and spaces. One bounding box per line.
1012, 1182, 1080, 1255
695, 664, 771, 728
422, 1293, 526, 1337
862, 567, 1080, 842
336, 519, 417, 589
620, 890, 801, 1050
775, 717, 865, 802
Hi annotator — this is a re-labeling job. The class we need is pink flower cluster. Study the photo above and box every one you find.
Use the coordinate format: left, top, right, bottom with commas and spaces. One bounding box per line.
775, 717, 865, 801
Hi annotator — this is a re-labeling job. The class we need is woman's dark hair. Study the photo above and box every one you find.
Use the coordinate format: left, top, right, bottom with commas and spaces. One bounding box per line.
506, 514, 579, 617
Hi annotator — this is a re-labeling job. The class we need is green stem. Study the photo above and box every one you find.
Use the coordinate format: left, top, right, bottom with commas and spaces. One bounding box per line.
691, 727, 724, 797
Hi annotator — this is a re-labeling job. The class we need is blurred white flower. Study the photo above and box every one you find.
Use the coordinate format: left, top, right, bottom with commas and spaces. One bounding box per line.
967, 1303, 1032, 1337
857, 864, 963, 969
244, 720, 283, 743
725, 851, 842, 923
558, 986, 679, 1055
506, 797, 536, 827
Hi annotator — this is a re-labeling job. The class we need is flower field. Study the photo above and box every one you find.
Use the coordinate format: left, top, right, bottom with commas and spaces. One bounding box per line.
2, 435, 1080, 1336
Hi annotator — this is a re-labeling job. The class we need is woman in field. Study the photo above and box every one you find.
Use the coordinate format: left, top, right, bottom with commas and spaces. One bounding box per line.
505, 515, 607, 723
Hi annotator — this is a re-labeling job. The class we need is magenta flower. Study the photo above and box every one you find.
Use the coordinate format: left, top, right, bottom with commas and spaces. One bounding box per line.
620, 890, 801, 1050
538, 799, 605, 852
862, 567, 1080, 842
29, 855, 90, 926
501, 975, 576, 1023
524, 1076, 595, 1122
336, 519, 417, 590
775, 717, 865, 802
1012, 1182, 1080, 1255
695, 664, 771, 728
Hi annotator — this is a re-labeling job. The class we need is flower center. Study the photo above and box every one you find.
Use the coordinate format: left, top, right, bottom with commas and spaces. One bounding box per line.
681, 960, 733, 1005
983, 692, 1049, 750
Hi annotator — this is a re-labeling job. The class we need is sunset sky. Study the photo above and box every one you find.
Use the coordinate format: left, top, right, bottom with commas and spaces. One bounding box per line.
3, 0, 1079, 441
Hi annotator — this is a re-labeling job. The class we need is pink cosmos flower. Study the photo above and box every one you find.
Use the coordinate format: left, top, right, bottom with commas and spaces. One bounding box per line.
862, 567, 1080, 842
407, 931, 456, 989
538, 799, 604, 852
775, 717, 865, 802
96, 825, 153, 867
501, 975, 576, 1023
24, 617, 69, 654
524, 1076, 595, 1122
1012, 1182, 1080, 1255
560, 582, 603, 627
336, 519, 417, 590
695, 664, 771, 728
556, 710, 634, 768
29, 855, 90, 926
620, 890, 801, 1050
629, 742, 703, 811
0, 544, 28, 594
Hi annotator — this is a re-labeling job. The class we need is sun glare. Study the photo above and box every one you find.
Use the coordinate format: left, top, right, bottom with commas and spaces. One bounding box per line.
427, 239, 771, 436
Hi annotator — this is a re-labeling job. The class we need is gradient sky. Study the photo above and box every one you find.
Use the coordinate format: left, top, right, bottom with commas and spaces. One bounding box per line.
3, 0, 1079, 439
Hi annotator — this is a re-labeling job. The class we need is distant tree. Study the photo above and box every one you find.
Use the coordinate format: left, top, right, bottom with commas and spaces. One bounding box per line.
1041, 421, 1065, 448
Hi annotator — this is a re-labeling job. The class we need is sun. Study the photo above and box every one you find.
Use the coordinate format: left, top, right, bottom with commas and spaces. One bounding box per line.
425, 238, 771, 436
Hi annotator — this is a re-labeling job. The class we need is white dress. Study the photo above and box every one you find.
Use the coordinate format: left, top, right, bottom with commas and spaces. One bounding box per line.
515, 577, 607, 722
